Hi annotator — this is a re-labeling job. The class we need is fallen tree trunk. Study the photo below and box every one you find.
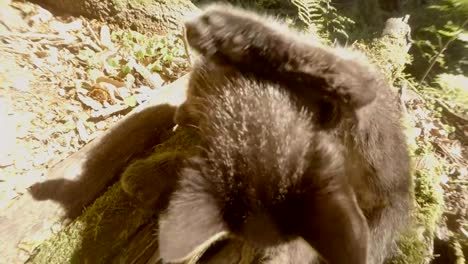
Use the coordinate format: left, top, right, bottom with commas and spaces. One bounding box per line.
0, 75, 189, 264
32, 0, 198, 34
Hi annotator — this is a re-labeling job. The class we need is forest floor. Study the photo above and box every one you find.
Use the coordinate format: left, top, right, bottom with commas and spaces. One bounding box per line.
0, 0, 188, 209
0, 0, 466, 262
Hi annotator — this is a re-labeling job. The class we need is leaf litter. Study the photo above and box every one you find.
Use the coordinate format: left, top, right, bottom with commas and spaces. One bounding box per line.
0, 0, 190, 210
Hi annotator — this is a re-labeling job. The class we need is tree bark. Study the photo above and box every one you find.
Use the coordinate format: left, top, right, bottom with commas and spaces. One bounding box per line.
33, 0, 198, 34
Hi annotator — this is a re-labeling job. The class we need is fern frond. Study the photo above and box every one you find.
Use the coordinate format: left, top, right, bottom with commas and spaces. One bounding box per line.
290, 0, 355, 43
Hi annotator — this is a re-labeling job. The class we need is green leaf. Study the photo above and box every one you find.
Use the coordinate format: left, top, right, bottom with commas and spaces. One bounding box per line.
124, 96, 137, 107
148, 61, 163, 72
121, 63, 133, 75
160, 47, 169, 56
146, 46, 155, 57
106, 58, 119, 68
135, 49, 145, 60
163, 54, 173, 62
77, 48, 95, 62
64, 120, 76, 131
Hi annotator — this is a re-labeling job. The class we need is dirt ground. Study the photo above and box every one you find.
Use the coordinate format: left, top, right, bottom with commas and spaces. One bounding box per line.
0, 0, 188, 209
0, 0, 466, 262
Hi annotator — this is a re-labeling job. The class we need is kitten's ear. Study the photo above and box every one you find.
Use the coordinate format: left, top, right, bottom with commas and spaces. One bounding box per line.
158, 185, 229, 263
300, 187, 369, 264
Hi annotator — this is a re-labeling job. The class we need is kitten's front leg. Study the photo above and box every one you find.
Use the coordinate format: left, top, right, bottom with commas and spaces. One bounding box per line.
184, 4, 296, 70
185, 4, 378, 109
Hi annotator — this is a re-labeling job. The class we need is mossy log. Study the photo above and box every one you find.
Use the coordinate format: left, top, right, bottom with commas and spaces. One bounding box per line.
32, 0, 198, 34
27, 127, 262, 264
4, 15, 442, 264
0, 75, 189, 264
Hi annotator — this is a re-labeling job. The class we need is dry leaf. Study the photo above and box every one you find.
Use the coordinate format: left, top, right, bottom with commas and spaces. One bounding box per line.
96, 76, 125, 88
95, 121, 107, 130
123, 95, 137, 107
49, 19, 83, 34
0, 187, 18, 210
75, 119, 89, 142
128, 57, 163, 89
116, 87, 131, 99
45, 46, 59, 65
99, 25, 114, 49
29, 6, 53, 25
91, 104, 128, 118
77, 93, 103, 110
88, 84, 113, 104
98, 82, 119, 102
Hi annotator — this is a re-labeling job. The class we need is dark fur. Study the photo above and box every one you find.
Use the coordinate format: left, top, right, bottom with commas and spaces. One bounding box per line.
161, 58, 368, 264
183, 5, 379, 110
161, 4, 411, 264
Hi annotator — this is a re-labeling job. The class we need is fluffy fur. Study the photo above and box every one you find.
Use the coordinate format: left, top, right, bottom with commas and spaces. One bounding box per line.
161, 59, 368, 264
160, 4, 411, 264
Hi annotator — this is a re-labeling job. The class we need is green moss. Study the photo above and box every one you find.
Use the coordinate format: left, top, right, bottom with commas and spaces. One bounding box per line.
369, 37, 445, 261
390, 231, 428, 264
373, 45, 444, 261
388, 132, 445, 263
389, 168, 444, 263
360, 34, 445, 263
120, 127, 201, 204
353, 37, 410, 83
29, 128, 201, 263
150, 126, 201, 154
30, 183, 153, 264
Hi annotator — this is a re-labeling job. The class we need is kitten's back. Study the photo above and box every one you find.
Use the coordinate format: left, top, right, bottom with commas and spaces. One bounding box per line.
159, 61, 369, 264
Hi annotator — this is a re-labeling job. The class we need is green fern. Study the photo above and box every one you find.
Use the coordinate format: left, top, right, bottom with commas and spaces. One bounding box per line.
290, 0, 322, 28
290, 0, 354, 43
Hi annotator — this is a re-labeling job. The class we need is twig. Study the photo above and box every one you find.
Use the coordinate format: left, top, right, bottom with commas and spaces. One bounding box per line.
433, 141, 467, 166
419, 17, 468, 85
91, 104, 129, 118
78, 34, 103, 52
0, 21, 12, 31
407, 81, 467, 123
0, 47, 30, 56
398, 82, 408, 115
181, 26, 193, 66
77, 94, 103, 111
405, 81, 426, 101
0, 32, 70, 40
435, 99, 468, 124
128, 57, 163, 89
83, 19, 103, 49
75, 119, 90, 143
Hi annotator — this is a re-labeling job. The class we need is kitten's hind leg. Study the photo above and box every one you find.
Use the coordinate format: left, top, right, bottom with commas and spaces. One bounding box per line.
121, 151, 184, 209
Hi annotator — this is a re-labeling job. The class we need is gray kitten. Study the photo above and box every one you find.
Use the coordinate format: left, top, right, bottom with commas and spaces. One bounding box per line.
160, 4, 411, 264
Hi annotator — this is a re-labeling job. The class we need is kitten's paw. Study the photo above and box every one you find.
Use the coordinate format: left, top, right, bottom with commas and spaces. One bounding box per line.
174, 101, 199, 127
184, 4, 261, 62
121, 152, 181, 208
